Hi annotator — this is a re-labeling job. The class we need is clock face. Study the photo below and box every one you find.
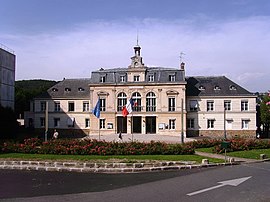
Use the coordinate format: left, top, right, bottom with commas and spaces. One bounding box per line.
134, 62, 138, 67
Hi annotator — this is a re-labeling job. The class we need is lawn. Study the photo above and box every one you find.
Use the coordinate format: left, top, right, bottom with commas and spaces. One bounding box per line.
196, 147, 270, 160
0, 153, 224, 164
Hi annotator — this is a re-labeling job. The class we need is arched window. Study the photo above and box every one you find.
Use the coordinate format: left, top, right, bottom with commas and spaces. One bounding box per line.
132, 92, 142, 111
146, 92, 156, 112
117, 92, 127, 111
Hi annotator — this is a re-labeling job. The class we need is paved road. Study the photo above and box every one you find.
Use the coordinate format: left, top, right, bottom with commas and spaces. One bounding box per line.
2, 162, 270, 202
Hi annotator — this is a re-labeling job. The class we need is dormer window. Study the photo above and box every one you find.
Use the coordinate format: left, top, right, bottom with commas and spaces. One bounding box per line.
52, 88, 58, 92
148, 75, 154, 82
100, 75, 106, 83
199, 85, 205, 91
169, 74, 176, 82
134, 75, 140, 82
230, 85, 237, 90
78, 87, 84, 92
65, 88, 71, 92
120, 75, 126, 82
214, 85, 221, 90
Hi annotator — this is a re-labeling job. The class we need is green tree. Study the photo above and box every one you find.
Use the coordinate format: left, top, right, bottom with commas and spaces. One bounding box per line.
260, 93, 270, 137
15, 80, 57, 118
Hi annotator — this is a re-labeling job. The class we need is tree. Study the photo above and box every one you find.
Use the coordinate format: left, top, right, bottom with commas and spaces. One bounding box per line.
15, 80, 57, 118
260, 93, 270, 138
0, 105, 19, 139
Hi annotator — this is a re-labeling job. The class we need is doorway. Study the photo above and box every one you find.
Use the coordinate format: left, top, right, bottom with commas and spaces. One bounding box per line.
146, 116, 156, 134
132, 116, 141, 133
117, 117, 127, 133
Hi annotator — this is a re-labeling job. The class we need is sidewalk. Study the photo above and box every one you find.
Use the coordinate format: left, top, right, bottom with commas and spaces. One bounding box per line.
195, 151, 260, 163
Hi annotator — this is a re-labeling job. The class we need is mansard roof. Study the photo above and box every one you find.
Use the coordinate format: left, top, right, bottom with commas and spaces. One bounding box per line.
36, 78, 91, 99
90, 66, 185, 84
186, 76, 254, 97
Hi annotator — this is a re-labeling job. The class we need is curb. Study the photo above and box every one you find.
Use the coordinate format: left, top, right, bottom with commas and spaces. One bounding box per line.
0, 160, 239, 173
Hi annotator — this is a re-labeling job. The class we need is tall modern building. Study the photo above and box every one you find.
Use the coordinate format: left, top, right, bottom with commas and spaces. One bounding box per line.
25, 44, 257, 138
0, 44, 15, 109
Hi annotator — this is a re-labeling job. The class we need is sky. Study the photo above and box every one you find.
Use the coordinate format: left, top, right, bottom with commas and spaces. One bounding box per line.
0, 0, 269, 92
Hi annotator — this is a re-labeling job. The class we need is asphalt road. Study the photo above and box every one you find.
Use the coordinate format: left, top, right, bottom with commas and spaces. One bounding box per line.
1, 162, 270, 202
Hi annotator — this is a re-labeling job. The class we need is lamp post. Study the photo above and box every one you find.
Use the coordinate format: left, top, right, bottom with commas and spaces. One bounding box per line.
224, 106, 227, 140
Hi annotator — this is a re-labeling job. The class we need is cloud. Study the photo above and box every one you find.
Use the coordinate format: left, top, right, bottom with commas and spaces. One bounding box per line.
0, 16, 269, 92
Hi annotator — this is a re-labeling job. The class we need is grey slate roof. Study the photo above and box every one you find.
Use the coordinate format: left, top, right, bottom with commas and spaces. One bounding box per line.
186, 76, 253, 96
36, 78, 91, 99
90, 67, 185, 84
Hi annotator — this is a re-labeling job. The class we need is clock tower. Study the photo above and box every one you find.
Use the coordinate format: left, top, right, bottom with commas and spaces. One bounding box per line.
129, 44, 145, 69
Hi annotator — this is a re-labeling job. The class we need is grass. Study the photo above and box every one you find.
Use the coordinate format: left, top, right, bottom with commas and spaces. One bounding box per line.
226, 149, 270, 160
0, 153, 224, 163
196, 147, 270, 160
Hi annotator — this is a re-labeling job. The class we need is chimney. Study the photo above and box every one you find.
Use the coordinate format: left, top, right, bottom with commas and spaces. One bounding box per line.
180, 62, 185, 70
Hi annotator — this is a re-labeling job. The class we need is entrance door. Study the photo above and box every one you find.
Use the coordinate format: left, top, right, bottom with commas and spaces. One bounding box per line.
117, 117, 127, 133
146, 116, 156, 134
132, 116, 141, 133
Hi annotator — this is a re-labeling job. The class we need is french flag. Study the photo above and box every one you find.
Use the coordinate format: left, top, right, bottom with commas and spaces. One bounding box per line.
122, 99, 134, 117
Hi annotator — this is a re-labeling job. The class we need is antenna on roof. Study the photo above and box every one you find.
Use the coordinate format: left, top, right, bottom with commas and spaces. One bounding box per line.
136, 29, 139, 46
179, 52, 185, 63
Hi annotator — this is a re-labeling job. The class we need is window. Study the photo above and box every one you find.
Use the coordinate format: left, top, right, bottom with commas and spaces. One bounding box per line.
146, 92, 156, 112
168, 97, 176, 111
207, 119, 215, 129
100, 75, 106, 83
226, 119, 233, 130
187, 118, 195, 129
169, 74, 176, 82
78, 87, 84, 92
100, 119, 105, 129
54, 118, 60, 127
120, 75, 126, 82
117, 92, 127, 111
85, 118, 90, 128
169, 119, 176, 130
40, 117, 45, 127
83, 101, 89, 112
207, 101, 214, 111
241, 101, 248, 111
67, 117, 75, 127
214, 86, 221, 90
65, 88, 71, 92
68, 102, 75, 112
224, 100, 231, 111
54, 102, 60, 112
132, 92, 142, 111
230, 85, 237, 90
134, 75, 140, 82
189, 100, 198, 111
100, 98, 106, 111
242, 119, 249, 129
40, 101, 46, 112
148, 75, 154, 82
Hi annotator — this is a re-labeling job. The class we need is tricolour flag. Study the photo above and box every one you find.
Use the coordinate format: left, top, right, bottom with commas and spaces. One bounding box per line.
92, 98, 100, 118
122, 99, 134, 117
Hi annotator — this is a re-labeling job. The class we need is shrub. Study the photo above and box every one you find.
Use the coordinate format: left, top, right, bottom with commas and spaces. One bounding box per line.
1, 138, 195, 155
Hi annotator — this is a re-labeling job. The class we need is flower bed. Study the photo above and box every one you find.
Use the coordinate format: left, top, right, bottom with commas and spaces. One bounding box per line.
0, 138, 194, 155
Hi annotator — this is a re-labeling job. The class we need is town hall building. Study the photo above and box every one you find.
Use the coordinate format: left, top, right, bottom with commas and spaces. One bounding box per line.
25, 44, 257, 139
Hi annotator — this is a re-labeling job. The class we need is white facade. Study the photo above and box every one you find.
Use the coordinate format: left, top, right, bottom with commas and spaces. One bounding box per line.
186, 96, 257, 137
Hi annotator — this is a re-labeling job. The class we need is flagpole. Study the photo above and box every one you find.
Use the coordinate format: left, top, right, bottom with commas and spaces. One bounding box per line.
131, 112, 133, 142
98, 96, 100, 141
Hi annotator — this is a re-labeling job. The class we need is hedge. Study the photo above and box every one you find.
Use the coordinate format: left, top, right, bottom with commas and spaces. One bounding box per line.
0, 138, 195, 155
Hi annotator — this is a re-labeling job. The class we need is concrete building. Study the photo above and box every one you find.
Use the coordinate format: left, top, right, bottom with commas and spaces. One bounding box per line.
0, 44, 15, 109
25, 44, 257, 138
